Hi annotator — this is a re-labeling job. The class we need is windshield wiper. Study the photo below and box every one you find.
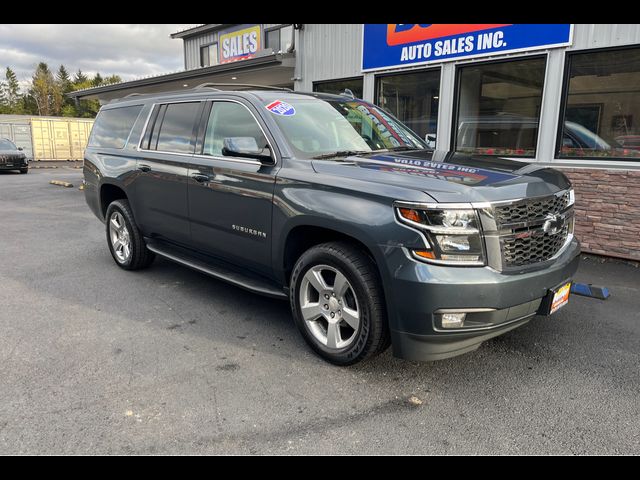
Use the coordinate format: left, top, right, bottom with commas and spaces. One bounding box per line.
386, 146, 421, 152
311, 150, 371, 160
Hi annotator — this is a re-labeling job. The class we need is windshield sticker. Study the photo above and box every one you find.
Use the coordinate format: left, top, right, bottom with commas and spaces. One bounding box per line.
266, 100, 295, 116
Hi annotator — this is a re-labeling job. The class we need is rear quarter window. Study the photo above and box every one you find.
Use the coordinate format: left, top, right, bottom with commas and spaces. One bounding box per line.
88, 105, 144, 149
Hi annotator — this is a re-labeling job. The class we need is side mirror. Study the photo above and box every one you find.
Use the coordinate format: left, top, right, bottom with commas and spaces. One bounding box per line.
222, 137, 272, 163
17, 146, 23, 151
425, 133, 436, 149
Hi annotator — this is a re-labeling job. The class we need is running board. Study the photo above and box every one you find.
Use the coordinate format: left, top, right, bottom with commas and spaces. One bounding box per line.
146, 242, 287, 300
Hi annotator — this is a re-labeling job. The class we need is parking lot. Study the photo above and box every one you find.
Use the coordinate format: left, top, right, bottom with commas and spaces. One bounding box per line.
0, 167, 638, 454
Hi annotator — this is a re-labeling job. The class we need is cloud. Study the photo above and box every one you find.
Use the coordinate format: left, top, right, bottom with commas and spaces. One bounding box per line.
0, 24, 196, 83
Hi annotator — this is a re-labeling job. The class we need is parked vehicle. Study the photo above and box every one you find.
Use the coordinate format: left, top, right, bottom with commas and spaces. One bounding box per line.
0, 138, 28, 173
83, 87, 580, 365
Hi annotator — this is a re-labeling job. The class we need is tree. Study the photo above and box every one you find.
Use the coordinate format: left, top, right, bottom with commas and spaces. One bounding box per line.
30, 62, 57, 116
103, 74, 122, 85
1, 67, 22, 113
73, 69, 88, 84
91, 72, 103, 87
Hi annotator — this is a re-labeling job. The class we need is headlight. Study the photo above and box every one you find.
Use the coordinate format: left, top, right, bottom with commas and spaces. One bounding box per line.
396, 205, 485, 265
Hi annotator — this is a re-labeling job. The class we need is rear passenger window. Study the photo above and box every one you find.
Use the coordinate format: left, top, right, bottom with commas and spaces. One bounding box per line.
203, 102, 268, 156
151, 102, 200, 154
88, 105, 143, 149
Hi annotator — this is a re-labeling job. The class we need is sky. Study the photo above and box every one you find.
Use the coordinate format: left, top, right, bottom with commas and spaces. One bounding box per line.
0, 24, 195, 85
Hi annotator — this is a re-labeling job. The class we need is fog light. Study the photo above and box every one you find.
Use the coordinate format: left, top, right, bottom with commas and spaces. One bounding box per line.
440, 312, 466, 329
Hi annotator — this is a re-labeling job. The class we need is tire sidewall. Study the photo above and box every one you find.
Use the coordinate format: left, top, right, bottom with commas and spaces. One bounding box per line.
105, 202, 134, 268
291, 247, 373, 365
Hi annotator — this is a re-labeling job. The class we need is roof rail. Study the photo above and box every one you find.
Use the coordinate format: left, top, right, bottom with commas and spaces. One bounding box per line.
194, 82, 292, 92
124, 92, 143, 98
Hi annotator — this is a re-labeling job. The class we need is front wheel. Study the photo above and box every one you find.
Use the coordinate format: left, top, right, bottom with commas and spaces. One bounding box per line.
19, 168, 28, 174
290, 242, 390, 365
105, 199, 155, 270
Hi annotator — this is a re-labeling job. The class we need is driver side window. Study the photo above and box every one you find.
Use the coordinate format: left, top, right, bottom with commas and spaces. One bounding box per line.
203, 101, 268, 157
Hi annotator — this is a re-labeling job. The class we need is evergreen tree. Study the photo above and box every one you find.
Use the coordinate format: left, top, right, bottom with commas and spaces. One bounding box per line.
3, 67, 22, 113
91, 72, 103, 87
30, 62, 57, 116
73, 69, 88, 84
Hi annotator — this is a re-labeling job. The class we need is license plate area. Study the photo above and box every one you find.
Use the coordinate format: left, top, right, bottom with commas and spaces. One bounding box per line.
538, 281, 572, 315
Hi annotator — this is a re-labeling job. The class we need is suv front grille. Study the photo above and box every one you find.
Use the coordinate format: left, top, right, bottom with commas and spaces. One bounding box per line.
495, 191, 570, 225
490, 190, 573, 269
502, 225, 569, 267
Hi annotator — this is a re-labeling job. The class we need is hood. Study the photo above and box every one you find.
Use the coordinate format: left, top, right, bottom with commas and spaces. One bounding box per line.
311, 150, 571, 203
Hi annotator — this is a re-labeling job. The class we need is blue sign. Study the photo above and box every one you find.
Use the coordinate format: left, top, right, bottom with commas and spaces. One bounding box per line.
362, 24, 573, 71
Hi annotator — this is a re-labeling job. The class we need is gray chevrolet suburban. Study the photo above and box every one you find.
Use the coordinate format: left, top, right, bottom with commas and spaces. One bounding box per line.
83, 86, 580, 365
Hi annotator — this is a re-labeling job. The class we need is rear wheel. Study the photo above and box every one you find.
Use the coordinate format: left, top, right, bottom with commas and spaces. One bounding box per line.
105, 199, 155, 270
290, 241, 389, 365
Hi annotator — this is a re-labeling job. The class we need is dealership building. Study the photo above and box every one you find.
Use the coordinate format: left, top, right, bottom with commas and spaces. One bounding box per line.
69, 24, 640, 261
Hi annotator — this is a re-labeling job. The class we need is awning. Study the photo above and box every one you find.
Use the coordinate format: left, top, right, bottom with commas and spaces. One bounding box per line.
67, 52, 296, 103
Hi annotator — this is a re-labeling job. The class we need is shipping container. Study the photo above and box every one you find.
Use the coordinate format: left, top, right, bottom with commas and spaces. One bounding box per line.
0, 114, 94, 161
0, 117, 34, 159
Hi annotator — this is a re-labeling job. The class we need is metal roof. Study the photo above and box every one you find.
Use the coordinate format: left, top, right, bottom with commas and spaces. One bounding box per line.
170, 24, 224, 39
67, 53, 295, 101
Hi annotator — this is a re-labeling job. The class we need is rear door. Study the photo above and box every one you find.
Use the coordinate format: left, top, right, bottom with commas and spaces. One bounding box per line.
132, 101, 204, 246
187, 99, 279, 277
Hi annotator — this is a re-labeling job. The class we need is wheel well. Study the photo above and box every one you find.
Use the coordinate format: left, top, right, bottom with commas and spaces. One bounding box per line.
283, 226, 378, 286
100, 184, 127, 218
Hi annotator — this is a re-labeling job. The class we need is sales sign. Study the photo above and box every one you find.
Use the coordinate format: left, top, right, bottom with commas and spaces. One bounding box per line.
362, 24, 573, 71
218, 24, 262, 64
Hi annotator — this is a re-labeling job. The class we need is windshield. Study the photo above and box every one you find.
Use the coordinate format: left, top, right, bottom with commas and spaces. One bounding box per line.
265, 97, 427, 159
0, 139, 17, 150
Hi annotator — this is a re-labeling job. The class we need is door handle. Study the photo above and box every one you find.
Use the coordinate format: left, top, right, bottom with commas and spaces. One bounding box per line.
191, 173, 210, 183
138, 164, 151, 173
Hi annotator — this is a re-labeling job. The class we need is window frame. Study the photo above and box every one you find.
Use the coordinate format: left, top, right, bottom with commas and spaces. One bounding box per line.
138, 100, 204, 155
313, 76, 364, 98
264, 24, 292, 53
450, 54, 548, 158
200, 42, 219, 68
555, 43, 640, 162
88, 104, 144, 150
373, 66, 441, 140
194, 98, 279, 166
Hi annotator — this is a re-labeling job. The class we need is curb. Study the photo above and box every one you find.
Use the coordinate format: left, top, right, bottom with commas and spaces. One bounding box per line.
49, 180, 74, 188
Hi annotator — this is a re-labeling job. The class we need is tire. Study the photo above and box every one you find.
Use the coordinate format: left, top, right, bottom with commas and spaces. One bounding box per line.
105, 199, 155, 270
19, 168, 28, 174
290, 241, 390, 365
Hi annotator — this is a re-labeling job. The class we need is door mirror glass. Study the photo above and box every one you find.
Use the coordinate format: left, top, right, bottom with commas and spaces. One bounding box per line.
17, 146, 23, 151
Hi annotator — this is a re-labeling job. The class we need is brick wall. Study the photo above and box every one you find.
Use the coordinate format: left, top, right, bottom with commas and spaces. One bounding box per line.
562, 168, 640, 261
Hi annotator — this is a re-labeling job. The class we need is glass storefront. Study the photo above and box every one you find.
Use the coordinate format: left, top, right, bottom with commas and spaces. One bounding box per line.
375, 70, 440, 145
558, 46, 640, 159
313, 78, 364, 100
453, 57, 546, 157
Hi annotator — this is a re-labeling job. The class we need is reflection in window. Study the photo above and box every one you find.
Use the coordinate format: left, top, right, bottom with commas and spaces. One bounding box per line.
559, 47, 640, 159
376, 70, 440, 142
203, 102, 267, 157
155, 102, 200, 154
200, 44, 218, 67
265, 25, 292, 53
89, 105, 143, 149
454, 58, 546, 157
314, 78, 364, 100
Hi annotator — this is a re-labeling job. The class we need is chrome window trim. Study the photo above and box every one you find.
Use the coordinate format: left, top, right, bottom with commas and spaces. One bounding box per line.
136, 98, 278, 167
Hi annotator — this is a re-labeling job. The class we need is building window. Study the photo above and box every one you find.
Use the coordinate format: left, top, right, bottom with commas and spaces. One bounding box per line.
558, 46, 640, 160
265, 25, 293, 53
375, 69, 440, 145
200, 44, 219, 67
313, 77, 364, 99
453, 57, 546, 157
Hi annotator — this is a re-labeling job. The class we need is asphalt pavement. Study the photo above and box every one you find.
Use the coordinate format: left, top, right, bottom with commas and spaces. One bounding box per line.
0, 168, 638, 454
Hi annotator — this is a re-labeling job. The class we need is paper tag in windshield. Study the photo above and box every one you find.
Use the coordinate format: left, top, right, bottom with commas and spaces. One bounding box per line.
266, 100, 295, 116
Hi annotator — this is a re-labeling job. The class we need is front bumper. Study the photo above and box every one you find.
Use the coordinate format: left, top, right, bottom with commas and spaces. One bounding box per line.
384, 237, 580, 361
0, 158, 28, 170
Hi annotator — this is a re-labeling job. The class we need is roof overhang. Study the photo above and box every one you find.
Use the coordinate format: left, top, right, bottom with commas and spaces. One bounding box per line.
170, 24, 225, 39
67, 53, 295, 103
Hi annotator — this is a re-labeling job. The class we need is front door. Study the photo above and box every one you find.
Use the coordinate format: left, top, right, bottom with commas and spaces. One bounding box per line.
133, 101, 203, 246
187, 100, 279, 277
